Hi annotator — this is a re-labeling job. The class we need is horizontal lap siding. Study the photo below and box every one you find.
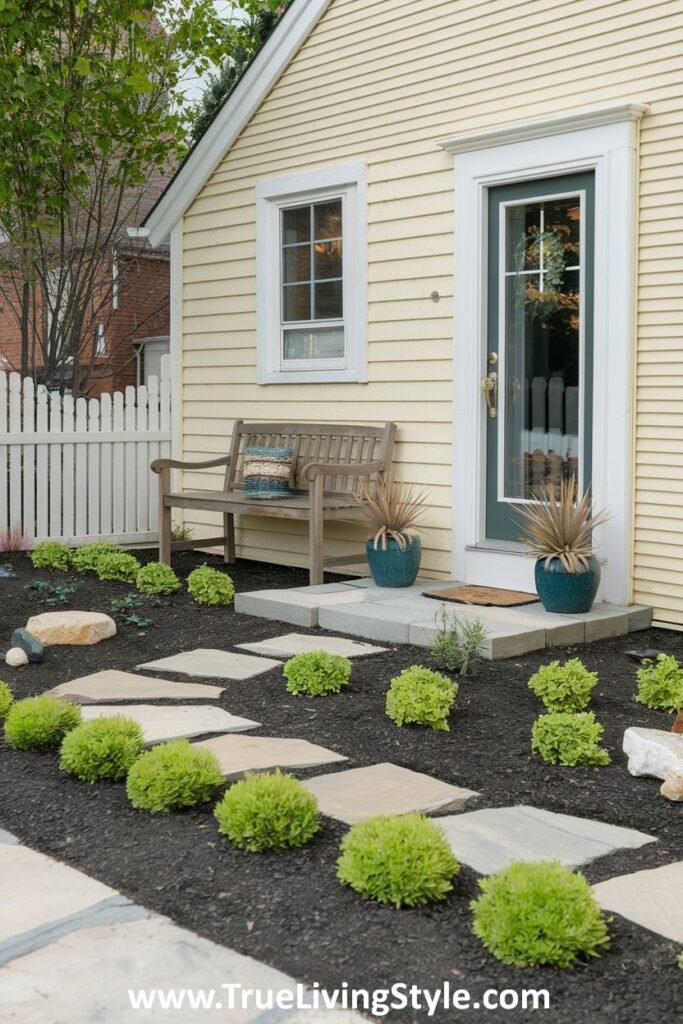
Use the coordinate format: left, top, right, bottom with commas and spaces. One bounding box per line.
180, 0, 683, 611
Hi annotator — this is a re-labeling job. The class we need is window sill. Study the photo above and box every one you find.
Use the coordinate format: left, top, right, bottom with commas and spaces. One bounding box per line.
257, 367, 366, 385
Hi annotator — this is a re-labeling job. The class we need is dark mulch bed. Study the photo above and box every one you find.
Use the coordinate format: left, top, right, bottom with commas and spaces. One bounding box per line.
0, 550, 681, 1023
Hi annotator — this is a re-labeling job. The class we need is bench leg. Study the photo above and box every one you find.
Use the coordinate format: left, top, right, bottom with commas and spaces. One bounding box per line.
223, 513, 235, 564
309, 476, 324, 585
159, 501, 172, 564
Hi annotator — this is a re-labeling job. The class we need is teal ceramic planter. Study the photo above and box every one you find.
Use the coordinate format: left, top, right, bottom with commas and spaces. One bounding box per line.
366, 536, 422, 588
534, 555, 601, 614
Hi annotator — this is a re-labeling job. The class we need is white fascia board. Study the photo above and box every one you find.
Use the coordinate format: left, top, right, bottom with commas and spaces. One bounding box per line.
145, 0, 334, 248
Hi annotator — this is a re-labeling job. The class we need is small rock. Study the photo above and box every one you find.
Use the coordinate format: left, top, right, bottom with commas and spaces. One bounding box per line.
624, 648, 665, 663
24, 611, 116, 647
6, 647, 28, 667
673, 711, 683, 735
623, 726, 683, 780
0, 564, 16, 580
660, 769, 683, 802
10, 628, 44, 663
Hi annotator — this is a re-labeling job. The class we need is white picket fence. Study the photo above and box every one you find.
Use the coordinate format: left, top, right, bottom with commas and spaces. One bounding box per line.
0, 360, 172, 546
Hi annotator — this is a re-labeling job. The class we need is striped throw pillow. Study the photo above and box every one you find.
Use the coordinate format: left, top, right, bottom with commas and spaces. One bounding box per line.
243, 446, 296, 500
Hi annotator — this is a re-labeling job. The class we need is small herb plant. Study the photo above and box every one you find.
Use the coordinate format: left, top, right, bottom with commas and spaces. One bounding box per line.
531, 711, 611, 767
0, 681, 14, 720
110, 593, 154, 628
635, 654, 683, 713
59, 716, 145, 782
283, 651, 352, 697
30, 540, 71, 572
4, 696, 81, 750
136, 562, 181, 595
386, 665, 457, 732
214, 771, 320, 852
528, 658, 598, 713
431, 606, 487, 675
337, 814, 459, 908
96, 552, 141, 583
471, 860, 610, 967
126, 740, 223, 813
29, 579, 82, 606
71, 541, 123, 574
171, 522, 194, 542
187, 564, 235, 606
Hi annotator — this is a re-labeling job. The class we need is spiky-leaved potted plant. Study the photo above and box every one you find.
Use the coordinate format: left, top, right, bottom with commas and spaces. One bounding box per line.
355, 476, 428, 587
516, 476, 610, 614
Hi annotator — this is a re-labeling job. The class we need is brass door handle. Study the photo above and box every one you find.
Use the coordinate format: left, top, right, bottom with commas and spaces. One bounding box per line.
482, 372, 498, 418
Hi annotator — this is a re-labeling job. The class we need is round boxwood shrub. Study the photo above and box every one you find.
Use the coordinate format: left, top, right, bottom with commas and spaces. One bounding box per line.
531, 710, 610, 767
135, 562, 181, 595
126, 739, 223, 813
59, 715, 145, 782
385, 665, 457, 732
337, 814, 459, 908
283, 650, 352, 697
31, 540, 71, 572
471, 860, 610, 967
528, 658, 598, 712
635, 654, 683, 713
4, 695, 81, 750
0, 680, 14, 720
187, 564, 235, 606
71, 541, 123, 574
214, 770, 320, 852
96, 551, 141, 583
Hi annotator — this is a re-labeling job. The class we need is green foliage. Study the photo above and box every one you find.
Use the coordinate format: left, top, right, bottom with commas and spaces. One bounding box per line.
30, 541, 71, 572
337, 814, 459, 908
635, 654, 683, 713
385, 665, 457, 732
528, 658, 598, 712
214, 770, 320, 852
29, 579, 81, 606
531, 711, 611, 767
136, 562, 181, 595
59, 716, 144, 782
110, 593, 154, 627
471, 860, 610, 967
0, 681, 14, 720
283, 650, 351, 697
4, 695, 81, 750
71, 542, 123, 574
187, 564, 235, 606
430, 606, 487, 675
96, 552, 141, 583
170, 523, 194, 542
126, 740, 223, 813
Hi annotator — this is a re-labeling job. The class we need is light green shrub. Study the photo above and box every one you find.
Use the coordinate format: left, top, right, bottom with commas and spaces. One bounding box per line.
126, 739, 223, 813
635, 654, 683, 713
531, 711, 610, 767
214, 770, 320, 852
59, 716, 144, 782
96, 552, 141, 583
0, 681, 14, 720
187, 564, 235, 606
4, 695, 81, 750
528, 658, 598, 712
471, 860, 610, 967
30, 541, 71, 572
385, 665, 457, 731
135, 562, 181, 595
283, 650, 351, 697
337, 814, 459, 908
71, 541, 122, 574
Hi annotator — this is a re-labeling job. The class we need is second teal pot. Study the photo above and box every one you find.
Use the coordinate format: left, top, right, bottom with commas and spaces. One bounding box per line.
366, 536, 422, 588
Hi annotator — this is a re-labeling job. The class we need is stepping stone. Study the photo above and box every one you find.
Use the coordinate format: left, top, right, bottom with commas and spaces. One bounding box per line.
303, 763, 478, 824
192, 734, 347, 779
623, 726, 683, 779
236, 632, 386, 660
47, 669, 223, 704
25, 610, 116, 646
137, 648, 280, 680
81, 705, 259, 745
592, 862, 683, 943
437, 806, 656, 875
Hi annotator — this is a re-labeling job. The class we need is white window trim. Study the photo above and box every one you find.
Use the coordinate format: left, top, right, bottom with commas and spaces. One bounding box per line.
439, 102, 649, 605
256, 162, 367, 384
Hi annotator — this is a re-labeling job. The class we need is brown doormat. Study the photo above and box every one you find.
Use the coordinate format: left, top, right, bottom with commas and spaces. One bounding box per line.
423, 585, 539, 607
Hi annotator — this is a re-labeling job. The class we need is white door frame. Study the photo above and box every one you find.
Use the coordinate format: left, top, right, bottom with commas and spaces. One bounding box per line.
438, 102, 648, 604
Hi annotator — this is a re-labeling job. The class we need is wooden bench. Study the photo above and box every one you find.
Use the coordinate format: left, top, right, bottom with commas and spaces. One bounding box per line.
151, 420, 397, 585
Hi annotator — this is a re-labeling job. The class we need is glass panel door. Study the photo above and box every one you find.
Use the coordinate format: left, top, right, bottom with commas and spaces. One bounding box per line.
485, 173, 594, 541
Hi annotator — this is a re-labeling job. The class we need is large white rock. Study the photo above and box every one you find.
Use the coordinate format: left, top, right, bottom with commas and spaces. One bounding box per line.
25, 611, 116, 647
623, 727, 683, 779
5, 648, 28, 667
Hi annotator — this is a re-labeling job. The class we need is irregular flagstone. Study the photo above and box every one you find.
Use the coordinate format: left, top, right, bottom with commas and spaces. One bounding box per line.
25, 610, 116, 646
81, 705, 260, 745
137, 648, 281, 680
192, 734, 347, 779
592, 862, 683, 943
303, 763, 478, 824
236, 632, 386, 660
47, 669, 223, 704
437, 805, 656, 875
623, 726, 683, 779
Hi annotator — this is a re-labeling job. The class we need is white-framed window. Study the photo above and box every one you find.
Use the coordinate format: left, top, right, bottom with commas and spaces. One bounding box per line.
256, 162, 367, 384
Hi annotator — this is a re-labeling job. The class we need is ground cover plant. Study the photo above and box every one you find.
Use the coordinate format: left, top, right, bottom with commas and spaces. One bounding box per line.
431, 606, 487, 675
531, 711, 611, 767
126, 739, 223, 813
30, 540, 71, 572
110, 593, 155, 628
283, 650, 351, 697
4, 695, 81, 750
59, 716, 145, 783
29, 579, 82, 606
528, 658, 598, 712
136, 562, 181, 595
214, 770, 320, 852
187, 564, 235, 606
385, 665, 457, 731
96, 552, 141, 583
635, 653, 683, 713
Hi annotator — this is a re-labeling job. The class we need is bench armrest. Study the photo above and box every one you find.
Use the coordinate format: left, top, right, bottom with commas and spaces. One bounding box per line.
302, 461, 385, 482
151, 455, 231, 474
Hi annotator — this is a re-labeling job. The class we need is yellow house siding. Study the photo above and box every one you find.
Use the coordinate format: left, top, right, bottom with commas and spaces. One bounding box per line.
179, 0, 683, 617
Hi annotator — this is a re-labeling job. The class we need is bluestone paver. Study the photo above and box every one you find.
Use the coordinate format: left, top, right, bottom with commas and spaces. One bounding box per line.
192, 734, 347, 778
81, 704, 259, 744
236, 632, 386, 659
137, 649, 281, 680
48, 670, 223, 703
592, 861, 683, 943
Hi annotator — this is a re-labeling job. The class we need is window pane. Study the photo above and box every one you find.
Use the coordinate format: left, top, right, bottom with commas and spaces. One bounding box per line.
283, 327, 344, 360
283, 244, 310, 284
314, 200, 342, 240
545, 197, 581, 267
314, 239, 342, 280
282, 206, 310, 244
506, 203, 542, 272
314, 280, 343, 320
283, 283, 311, 322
